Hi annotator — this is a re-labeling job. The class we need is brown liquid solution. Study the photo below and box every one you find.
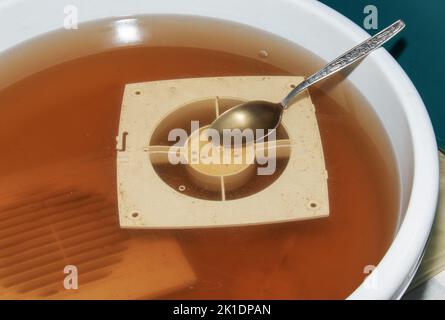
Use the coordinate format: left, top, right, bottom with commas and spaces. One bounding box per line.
0, 16, 399, 299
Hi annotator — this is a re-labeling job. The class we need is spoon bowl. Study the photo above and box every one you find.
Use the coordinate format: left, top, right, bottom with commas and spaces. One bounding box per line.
212, 100, 283, 143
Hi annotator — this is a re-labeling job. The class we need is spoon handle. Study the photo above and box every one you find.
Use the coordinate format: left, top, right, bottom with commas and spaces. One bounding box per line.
281, 20, 405, 108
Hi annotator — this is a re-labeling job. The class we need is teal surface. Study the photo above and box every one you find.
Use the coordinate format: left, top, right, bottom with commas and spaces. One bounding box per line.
319, 0, 445, 150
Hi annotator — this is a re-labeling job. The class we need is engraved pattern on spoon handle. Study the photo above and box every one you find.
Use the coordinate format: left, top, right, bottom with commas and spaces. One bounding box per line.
281, 20, 405, 108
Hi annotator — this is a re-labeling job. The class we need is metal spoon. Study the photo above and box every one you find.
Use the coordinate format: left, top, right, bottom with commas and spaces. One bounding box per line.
210, 20, 405, 143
